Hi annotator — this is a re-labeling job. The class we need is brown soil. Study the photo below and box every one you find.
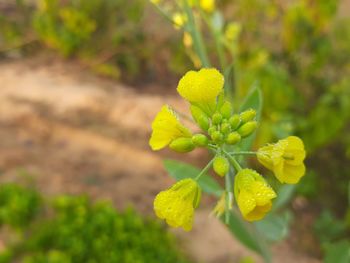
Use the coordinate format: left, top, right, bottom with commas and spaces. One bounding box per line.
0, 57, 320, 263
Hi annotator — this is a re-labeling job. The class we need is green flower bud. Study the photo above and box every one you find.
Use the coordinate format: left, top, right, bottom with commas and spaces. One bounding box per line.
192, 134, 208, 147
220, 123, 231, 134
208, 126, 216, 136
169, 137, 195, 153
213, 156, 230, 177
211, 131, 224, 143
220, 101, 232, 119
229, 114, 241, 130
190, 105, 210, 131
226, 132, 241, 145
240, 108, 256, 123
212, 113, 223, 125
237, 121, 257, 138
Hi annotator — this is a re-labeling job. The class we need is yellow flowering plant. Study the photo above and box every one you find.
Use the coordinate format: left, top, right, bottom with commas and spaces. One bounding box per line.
150, 68, 306, 229
150, 1, 308, 261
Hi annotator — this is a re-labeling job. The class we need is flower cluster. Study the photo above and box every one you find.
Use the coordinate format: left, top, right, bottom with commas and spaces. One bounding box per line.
149, 68, 306, 230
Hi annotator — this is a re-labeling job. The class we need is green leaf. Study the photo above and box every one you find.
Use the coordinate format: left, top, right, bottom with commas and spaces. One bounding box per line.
163, 159, 223, 197
239, 83, 263, 151
224, 210, 271, 263
324, 240, 350, 263
254, 212, 291, 243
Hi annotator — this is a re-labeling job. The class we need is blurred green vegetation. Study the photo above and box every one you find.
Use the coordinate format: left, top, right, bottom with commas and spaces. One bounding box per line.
0, 183, 190, 263
222, 0, 350, 240
215, 0, 350, 212
220, 0, 350, 257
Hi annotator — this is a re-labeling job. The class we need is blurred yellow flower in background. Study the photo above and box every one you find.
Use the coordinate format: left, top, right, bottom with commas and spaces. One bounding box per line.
199, 0, 215, 13
150, 0, 161, 5
172, 12, 187, 29
149, 105, 192, 150
234, 169, 276, 221
154, 178, 201, 231
257, 136, 306, 184
224, 22, 241, 42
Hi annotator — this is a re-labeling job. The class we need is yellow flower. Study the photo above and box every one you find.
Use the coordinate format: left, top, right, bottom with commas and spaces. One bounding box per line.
200, 0, 215, 13
234, 169, 276, 221
149, 105, 192, 150
172, 12, 187, 29
177, 68, 224, 104
150, 0, 161, 5
225, 22, 242, 42
183, 32, 193, 47
154, 179, 201, 231
257, 136, 306, 184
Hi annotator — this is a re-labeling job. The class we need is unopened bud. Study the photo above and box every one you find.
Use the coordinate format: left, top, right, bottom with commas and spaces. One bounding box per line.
208, 126, 216, 136
220, 123, 231, 134
192, 134, 208, 147
237, 121, 257, 138
190, 105, 210, 131
169, 137, 195, 153
229, 114, 241, 130
240, 108, 256, 123
211, 131, 224, 143
226, 132, 241, 145
212, 113, 223, 125
213, 156, 230, 177
220, 101, 232, 119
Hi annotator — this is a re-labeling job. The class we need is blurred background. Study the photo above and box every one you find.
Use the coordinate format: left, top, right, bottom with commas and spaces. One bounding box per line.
0, 0, 349, 262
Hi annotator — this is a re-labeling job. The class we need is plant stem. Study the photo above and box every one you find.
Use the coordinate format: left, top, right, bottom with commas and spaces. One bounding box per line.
183, 0, 211, 67
223, 150, 242, 172
151, 2, 177, 25
224, 169, 234, 224
228, 151, 257, 156
201, 11, 227, 70
195, 158, 214, 180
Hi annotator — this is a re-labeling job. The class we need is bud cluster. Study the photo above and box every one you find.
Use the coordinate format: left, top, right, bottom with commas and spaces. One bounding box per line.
170, 102, 257, 155
191, 100, 257, 143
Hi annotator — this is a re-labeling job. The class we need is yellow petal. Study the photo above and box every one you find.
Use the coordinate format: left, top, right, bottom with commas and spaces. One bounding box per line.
237, 189, 256, 219
153, 179, 200, 231
257, 144, 284, 170
245, 202, 272, 221
149, 105, 192, 150
177, 68, 224, 103
284, 136, 306, 165
274, 162, 306, 184
251, 181, 277, 206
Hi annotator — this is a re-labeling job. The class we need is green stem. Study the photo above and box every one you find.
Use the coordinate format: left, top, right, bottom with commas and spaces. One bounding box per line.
201, 11, 227, 70
224, 170, 234, 224
151, 2, 177, 26
214, 30, 227, 71
183, 0, 211, 67
228, 151, 257, 156
207, 143, 218, 149
223, 150, 242, 172
195, 158, 214, 180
